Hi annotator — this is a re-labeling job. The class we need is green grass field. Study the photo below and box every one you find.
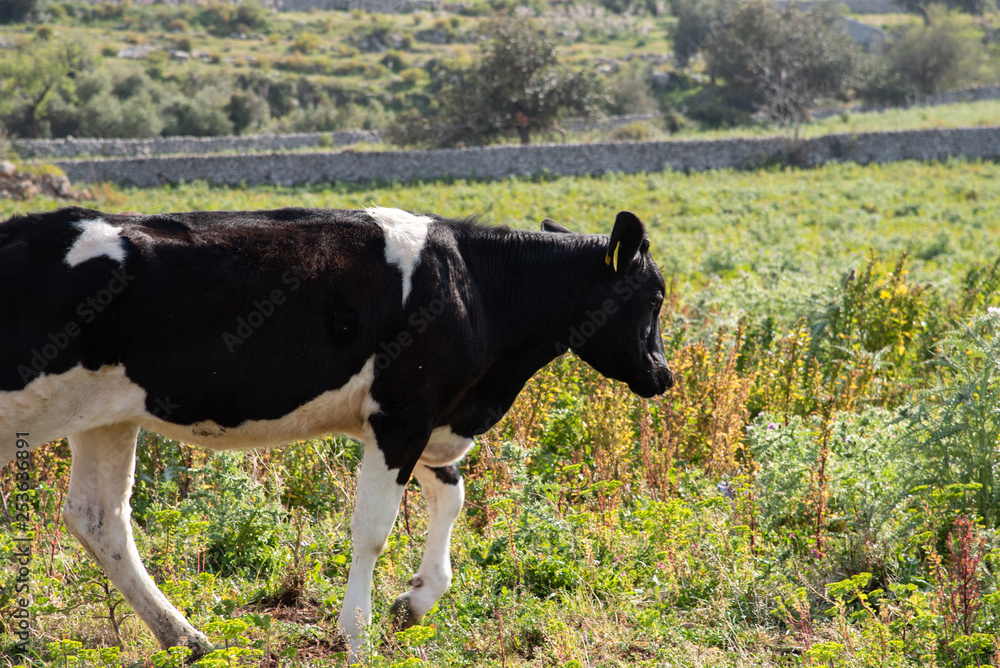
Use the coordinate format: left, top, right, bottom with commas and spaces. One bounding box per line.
3, 159, 1000, 667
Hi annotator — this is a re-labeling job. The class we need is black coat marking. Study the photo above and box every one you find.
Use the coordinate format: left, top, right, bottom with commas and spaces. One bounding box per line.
1, 206, 673, 484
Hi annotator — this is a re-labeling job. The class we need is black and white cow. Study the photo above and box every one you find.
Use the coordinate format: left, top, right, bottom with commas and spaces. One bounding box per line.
0, 206, 672, 662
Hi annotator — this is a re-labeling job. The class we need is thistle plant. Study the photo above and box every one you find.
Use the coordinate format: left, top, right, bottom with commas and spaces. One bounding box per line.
899, 312, 1000, 527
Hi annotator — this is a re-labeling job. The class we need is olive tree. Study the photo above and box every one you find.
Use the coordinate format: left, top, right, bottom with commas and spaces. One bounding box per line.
700, 1, 862, 126
883, 7, 986, 95
894, 0, 993, 24
671, 0, 737, 70
389, 14, 601, 147
0, 41, 85, 138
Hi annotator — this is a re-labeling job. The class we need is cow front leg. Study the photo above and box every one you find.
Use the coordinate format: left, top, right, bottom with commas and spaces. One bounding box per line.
389, 463, 464, 630
62, 424, 213, 658
340, 441, 412, 663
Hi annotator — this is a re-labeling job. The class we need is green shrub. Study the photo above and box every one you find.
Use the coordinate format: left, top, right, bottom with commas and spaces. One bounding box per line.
398, 66, 424, 86
91, 2, 124, 21
291, 31, 321, 54
227, 90, 270, 134
196, 0, 267, 36
683, 85, 753, 128
815, 253, 931, 379
274, 98, 389, 133
145, 49, 169, 80
380, 49, 407, 72
748, 409, 907, 543
807, 252, 1000, 400
610, 121, 652, 141
78, 92, 124, 137
235, 0, 267, 31
664, 108, 689, 133
163, 87, 235, 136
604, 62, 658, 116
119, 91, 164, 137
269, 437, 360, 514
75, 67, 112, 103
882, 8, 987, 96
165, 452, 286, 576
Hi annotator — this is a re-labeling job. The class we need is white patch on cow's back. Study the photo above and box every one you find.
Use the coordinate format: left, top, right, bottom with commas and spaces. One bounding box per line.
365, 207, 431, 305
64, 218, 126, 267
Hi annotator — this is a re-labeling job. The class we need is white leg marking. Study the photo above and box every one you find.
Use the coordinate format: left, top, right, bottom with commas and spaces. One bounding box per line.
404, 465, 464, 619
62, 424, 210, 653
365, 207, 431, 305
340, 441, 406, 663
64, 219, 126, 267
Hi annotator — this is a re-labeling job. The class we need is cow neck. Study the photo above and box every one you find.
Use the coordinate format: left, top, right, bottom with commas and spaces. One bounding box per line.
461, 227, 607, 355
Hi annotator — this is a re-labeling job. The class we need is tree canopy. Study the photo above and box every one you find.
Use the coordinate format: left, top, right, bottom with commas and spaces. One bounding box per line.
0, 0, 37, 25
675, 0, 863, 127
388, 15, 601, 147
0, 41, 86, 139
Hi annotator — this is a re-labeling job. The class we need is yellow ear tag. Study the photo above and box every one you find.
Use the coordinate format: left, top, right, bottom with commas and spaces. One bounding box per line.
604, 253, 611, 266
612, 241, 621, 272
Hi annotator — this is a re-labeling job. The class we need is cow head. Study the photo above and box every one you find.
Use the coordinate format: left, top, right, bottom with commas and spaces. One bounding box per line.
544, 211, 674, 398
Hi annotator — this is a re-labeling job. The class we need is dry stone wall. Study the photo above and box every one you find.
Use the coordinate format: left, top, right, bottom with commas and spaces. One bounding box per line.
14, 131, 381, 159
14, 115, 657, 159
50, 127, 1000, 187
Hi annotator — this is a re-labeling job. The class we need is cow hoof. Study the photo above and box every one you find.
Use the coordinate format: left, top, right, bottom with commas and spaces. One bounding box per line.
187, 636, 215, 663
389, 594, 419, 631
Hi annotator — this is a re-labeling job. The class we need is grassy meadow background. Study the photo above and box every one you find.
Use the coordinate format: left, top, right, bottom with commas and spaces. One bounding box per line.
3, 159, 1000, 666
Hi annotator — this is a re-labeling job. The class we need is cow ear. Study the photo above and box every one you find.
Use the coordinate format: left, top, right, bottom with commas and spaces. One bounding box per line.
541, 218, 572, 233
605, 211, 646, 272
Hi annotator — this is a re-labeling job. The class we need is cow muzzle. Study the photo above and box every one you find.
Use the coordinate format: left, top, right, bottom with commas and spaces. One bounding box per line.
630, 364, 673, 398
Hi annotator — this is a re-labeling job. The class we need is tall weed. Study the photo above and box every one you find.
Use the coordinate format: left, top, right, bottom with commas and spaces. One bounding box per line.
649, 324, 752, 484
898, 312, 1000, 528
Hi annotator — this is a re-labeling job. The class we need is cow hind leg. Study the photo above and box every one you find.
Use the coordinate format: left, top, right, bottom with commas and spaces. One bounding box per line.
389, 463, 464, 630
62, 424, 213, 658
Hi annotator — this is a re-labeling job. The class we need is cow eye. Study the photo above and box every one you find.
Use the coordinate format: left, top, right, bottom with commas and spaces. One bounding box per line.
648, 294, 662, 310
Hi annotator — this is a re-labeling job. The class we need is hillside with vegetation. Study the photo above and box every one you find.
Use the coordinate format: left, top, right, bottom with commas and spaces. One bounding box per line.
2, 160, 1000, 666
0, 0, 999, 147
